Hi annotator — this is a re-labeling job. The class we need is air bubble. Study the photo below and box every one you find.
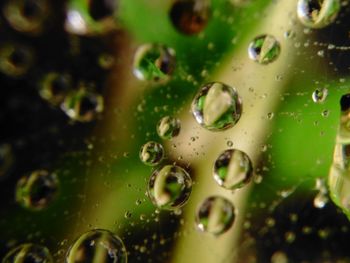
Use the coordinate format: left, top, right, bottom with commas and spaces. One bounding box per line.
147, 164, 192, 210
133, 44, 176, 83
191, 82, 242, 131
139, 141, 164, 166
66, 229, 127, 263
213, 149, 253, 190
156, 116, 181, 140
169, 0, 211, 35
3, 243, 53, 263
39, 72, 72, 106
297, 0, 340, 29
248, 34, 281, 65
196, 196, 235, 235
15, 169, 59, 211
312, 88, 328, 103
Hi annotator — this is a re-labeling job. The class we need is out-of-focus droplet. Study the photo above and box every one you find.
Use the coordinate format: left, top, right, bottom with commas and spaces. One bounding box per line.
191, 82, 242, 131
66, 229, 127, 263
312, 88, 328, 103
297, 0, 340, 29
248, 35, 281, 65
3, 0, 50, 35
0, 43, 33, 77
0, 144, 14, 180
65, 0, 119, 36
133, 44, 176, 83
157, 116, 181, 140
39, 72, 72, 106
61, 89, 104, 122
3, 243, 53, 263
148, 164, 192, 210
271, 251, 288, 263
195, 196, 235, 235
98, 53, 115, 70
15, 170, 59, 211
139, 141, 164, 166
213, 149, 253, 190
169, 0, 211, 35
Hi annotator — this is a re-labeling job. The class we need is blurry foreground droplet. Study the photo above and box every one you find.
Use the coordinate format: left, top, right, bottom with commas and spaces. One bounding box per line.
297, 0, 340, 29
169, 0, 211, 35
39, 72, 72, 106
15, 169, 59, 211
157, 116, 181, 140
148, 164, 192, 210
248, 34, 281, 65
0, 43, 33, 77
66, 229, 127, 263
3, 243, 53, 263
196, 196, 235, 235
191, 82, 242, 131
139, 141, 164, 166
312, 88, 328, 103
213, 149, 253, 190
133, 44, 176, 82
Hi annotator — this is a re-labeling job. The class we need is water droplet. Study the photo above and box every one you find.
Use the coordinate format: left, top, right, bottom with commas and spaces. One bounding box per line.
227, 140, 233, 147
3, 0, 50, 35
297, 0, 340, 28
0, 144, 14, 180
267, 112, 274, 120
39, 72, 72, 106
248, 35, 281, 65
285, 231, 296, 243
147, 164, 192, 210
139, 141, 164, 166
191, 82, 242, 131
15, 170, 59, 211
133, 44, 176, 83
157, 116, 181, 140
312, 88, 328, 103
3, 243, 53, 263
66, 229, 127, 263
314, 192, 329, 208
169, 0, 211, 35
61, 89, 104, 122
322, 109, 329, 117
195, 196, 235, 235
213, 149, 253, 190
124, 211, 132, 218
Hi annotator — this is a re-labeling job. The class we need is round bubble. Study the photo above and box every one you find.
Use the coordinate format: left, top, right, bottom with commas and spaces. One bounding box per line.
139, 141, 164, 166
191, 82, 242, 131
213, 149, 253, 190
133, 44, 176, 83
0, 144, 14, 180
61, 89, 104, 122
248, 34, 281, 65
3, 243, 53, 263
148, 164, 192, 210
169, 0, 211, 35
157, 116, 181, 140
39, 72, 72, 106
0, 43, 34, 77
312, 88, 328, 103
297, 0, 340, 29
66, 229, 127, 263
15, 169, 59, 211
3, 0, 50, 35
196, 196, 235, 235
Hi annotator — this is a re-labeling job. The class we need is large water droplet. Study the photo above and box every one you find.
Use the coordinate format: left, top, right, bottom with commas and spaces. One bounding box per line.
139, 141, 164, 166
248, 35, 281, 65
66, 229, 127, 263
213, 149, 253, 190
147, 164, 192, 210
3, 243, 53, 263
196, 196, 235, 235
157, 116, 181, 140
191, 82, 242, 131
297, 0, 340, 29
15, 169, 59, 211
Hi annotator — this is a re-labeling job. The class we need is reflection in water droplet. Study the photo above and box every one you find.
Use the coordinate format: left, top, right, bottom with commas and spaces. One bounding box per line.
133, 44, 176, 83
191, 82, 242, 131
3, 243, 53, 263
196, 196, 235, 235
148, 165, 192, 210
248, 35, 281, 65
312, 88, 328, 103
66, 229, 127, 263
297, 0, 340, 29
157, 116, 181, 140
169, 0, 211, 35
139, 141, 164, 166
213, 149, 253, 190
15, 170, 59, 211
39, 72, 72, 106
61, 89, 104, 122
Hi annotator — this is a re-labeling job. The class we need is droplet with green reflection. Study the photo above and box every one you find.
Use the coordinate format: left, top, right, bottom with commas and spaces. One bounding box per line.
139, 141, 164, 166
248, 34, 281, 65
157, 116, 181, 140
